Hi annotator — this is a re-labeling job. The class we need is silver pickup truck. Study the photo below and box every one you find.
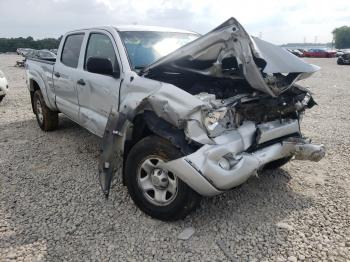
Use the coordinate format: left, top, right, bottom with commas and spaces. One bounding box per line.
25, 18, 325, 220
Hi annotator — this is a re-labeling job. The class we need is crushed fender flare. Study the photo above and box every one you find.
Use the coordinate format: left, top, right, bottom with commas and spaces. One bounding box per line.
98, 107, 127, 198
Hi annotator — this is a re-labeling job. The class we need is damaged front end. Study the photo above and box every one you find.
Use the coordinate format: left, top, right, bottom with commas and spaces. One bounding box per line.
160, 85, 325, 196
99, 17, 325, 197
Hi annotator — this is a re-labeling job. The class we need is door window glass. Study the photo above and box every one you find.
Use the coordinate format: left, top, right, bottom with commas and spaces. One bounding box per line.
61, 34, 84, 68
85, 33, 118, 72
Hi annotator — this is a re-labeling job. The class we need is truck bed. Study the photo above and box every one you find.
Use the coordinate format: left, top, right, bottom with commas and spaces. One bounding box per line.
26, 57, 57, 110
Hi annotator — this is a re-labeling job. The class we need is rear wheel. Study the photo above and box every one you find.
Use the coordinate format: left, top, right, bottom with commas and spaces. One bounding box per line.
33, 90, 58, 131
125, 136, 201, 221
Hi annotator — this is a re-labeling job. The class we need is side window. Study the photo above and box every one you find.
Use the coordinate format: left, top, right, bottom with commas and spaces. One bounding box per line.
61, 34, 84, 68
85, 33, 118, 72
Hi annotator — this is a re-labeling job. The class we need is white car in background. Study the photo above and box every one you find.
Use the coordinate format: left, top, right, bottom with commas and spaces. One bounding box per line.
0, 70, 9, 103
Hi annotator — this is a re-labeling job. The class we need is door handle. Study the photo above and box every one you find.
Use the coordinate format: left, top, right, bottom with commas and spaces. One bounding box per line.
77, 79, 86, 86
54, 72, 60, 78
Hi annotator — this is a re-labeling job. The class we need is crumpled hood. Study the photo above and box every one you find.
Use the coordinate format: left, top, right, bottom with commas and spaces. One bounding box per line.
141, 17, 319, 97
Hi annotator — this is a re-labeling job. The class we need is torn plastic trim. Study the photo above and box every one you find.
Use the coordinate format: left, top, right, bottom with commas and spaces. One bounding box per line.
98, 108, 127, 198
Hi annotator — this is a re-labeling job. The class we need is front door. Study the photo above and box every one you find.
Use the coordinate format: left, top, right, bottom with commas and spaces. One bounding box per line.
76, 31, 122, 137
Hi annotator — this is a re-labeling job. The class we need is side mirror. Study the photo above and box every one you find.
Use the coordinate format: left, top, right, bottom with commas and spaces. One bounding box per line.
86, 57, 119, 78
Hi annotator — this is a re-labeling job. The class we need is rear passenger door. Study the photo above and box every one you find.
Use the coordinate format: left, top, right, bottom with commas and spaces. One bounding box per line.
76, 31, 122, 137
54, 33, 85, 122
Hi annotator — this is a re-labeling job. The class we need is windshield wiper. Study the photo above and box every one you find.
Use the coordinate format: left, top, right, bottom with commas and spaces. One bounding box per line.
134, 65, 146, 70
134, 65, 148, 75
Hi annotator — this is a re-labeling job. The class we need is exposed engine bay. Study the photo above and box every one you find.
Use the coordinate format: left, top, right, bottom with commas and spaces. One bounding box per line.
143, 69, 316, 142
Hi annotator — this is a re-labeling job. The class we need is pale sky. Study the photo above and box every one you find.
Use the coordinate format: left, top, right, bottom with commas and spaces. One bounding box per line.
0, 0, 349, 44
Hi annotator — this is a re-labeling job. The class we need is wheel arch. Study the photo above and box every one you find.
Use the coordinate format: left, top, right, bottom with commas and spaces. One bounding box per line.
29, 79, 41, 114
98, 109, 202, 195
121, 111, 201, 185
28, 76, 56, 112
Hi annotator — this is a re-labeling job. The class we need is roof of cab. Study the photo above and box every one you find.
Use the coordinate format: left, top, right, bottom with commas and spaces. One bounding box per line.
65, 25, 198, 36
114, 25, 197, 34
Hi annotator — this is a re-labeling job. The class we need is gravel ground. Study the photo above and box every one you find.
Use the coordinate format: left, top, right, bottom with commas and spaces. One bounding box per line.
0, 54, 349, 261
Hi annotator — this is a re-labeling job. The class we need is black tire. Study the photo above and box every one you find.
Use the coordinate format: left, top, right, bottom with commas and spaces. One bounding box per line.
33, 90, 58, 131
125, 135, 201, 221
0, 95, 4, 103
263, 156, 293, 170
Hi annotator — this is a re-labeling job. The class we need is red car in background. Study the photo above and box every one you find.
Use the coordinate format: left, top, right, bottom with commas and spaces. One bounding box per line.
303, 49, 336, 58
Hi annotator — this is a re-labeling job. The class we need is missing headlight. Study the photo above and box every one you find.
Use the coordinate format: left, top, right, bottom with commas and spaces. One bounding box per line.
203, 107, 236, 137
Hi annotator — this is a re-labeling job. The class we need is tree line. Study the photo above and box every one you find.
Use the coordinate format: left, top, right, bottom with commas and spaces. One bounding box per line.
0, 36, 62, 53
332, 26, 350, 49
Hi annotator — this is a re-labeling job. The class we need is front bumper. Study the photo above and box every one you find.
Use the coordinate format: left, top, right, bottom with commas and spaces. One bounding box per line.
163, 122, 325, 196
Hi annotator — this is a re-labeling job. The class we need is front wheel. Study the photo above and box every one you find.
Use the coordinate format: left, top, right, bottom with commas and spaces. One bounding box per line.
33, 90, 58, 131
125, 136, 201, 221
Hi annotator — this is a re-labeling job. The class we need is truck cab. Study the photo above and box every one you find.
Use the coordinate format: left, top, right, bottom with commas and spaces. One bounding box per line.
26, 26, 198, 137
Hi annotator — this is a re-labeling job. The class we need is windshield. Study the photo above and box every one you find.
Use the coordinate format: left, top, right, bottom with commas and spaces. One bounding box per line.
118, 31, 199, 70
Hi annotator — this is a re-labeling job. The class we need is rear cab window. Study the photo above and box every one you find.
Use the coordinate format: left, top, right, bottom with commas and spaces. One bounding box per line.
61, 34, 84, 68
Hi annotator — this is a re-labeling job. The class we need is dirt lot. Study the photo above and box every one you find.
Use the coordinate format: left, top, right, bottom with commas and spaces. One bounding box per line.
0, 54, 349, 261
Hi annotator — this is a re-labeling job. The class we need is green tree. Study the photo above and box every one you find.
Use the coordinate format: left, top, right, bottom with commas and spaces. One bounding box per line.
0, 37, 61, 53
332, 26, 350, 49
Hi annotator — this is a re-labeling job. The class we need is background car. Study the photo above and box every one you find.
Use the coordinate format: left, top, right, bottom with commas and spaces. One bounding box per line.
16, 48, 23, 55
24, 49, 56, 60
336, 49, 345, 57
337, 52, 350, 65
303, 49, 336, 58
0, 70, 9, 103
20, 48, 35, 56
287, 49, 304, 57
